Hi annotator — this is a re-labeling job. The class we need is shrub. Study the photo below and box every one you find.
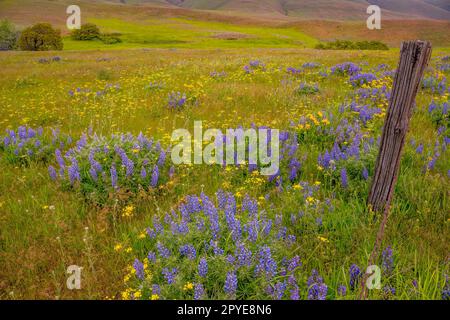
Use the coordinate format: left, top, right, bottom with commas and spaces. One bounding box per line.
296, 82, 319, 95
48, 132, 174, 205
427, 101, 449, 128
0, 126, 72, 165
97, 69, 113, 81
99, 33, 122, 44
0, 19, 19, 50
18, 23, 63, 51
316, 40, 389, 51
121, 192, 311, 300
71, 23, 100, 40
349, 73, 377, 87
330, 62, 362, 76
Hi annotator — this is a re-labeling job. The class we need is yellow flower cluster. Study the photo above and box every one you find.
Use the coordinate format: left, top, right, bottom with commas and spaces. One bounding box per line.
297, 112, 330, 130
183, 282, 194, 291
122, 205, 135, 218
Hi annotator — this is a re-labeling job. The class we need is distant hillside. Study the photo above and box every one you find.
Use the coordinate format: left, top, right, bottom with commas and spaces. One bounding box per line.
0, 0, 449, 48
107, 0, 450, 20
367, 0, 450, 20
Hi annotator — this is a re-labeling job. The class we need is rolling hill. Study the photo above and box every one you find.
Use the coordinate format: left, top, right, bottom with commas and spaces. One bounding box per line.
0, 0, 449, 48
104, 0, 450, 20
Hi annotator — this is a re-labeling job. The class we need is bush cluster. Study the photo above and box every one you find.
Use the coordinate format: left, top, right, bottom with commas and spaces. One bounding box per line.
316, 40, 389, 51
0, 19, 19, 50
18, 23, 63, 51
71, 23, 122, 44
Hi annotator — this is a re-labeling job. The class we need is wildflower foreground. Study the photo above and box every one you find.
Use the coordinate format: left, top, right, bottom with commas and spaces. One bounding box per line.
0, 48, 448, 300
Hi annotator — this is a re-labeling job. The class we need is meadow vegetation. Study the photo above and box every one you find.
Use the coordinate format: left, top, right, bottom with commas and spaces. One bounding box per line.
0, 45, 448, 299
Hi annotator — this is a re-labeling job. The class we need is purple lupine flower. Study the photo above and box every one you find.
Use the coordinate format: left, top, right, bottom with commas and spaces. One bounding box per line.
340, 168, 348, 188
330, 62, 362, 76
198, 258, 208, 277
152, 284, 161, 295
338, 285, 347, 296
110, 164, 118, 189
76, 133, 87, 150
209, 240, 224, 255
151, 165, 159, 187
308, 282, 328, 301
68, 158, 80, 185
18, 126, 26, 139
262, 219, 272, 236
147, 251, 156, 263
133, 258, 145, 280
383, 285, 396, 296
287, 256, 301, 272
287, 234, 296, 244
362, 167, 369, 180
244, 220, 258, 242
48, 165, 57, 180
157, 149, 166, 167
125, 158, 134, 177
179, 244, 196, 260
427, 156, 438, 170
290, 286, 300, 300
382, 246, 394, 274
186, 195, 202, 213
140, 166, 147, 179
272, 281, 287, 300
216, 189, 227, 210
168, 92, 187, 109
226, 254, 235, 265
416, 144, 424, 154
89, 167, 98, 182
255, 245, 277, 279
157, 242, 171, 259
307, 269, 328, 300
350, 73, 377, 87
224, 271, 238, 295
442, 275, 450, 300
146, 227, 156, 239
224, 195, 237, 231
194, 283, 205, 300
55, 149, 65, 169
241, 195, 258, 217
234, 243, 252, 267
277, 226, 287, 240
162, 267, 177, 284
202, 195, 220, 239
349, 264, 362, 290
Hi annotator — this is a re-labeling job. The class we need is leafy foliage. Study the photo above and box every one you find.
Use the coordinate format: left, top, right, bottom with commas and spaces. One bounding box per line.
0, 19, 19, 51
18, 23, 63, 51
71, 23, 101, 41
316, 40, 389, 51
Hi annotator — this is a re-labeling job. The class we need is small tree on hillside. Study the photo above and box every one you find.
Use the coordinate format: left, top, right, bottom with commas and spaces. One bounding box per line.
18, 23, 63, 51
71, 23, 100, 40
0, 19, 19, 50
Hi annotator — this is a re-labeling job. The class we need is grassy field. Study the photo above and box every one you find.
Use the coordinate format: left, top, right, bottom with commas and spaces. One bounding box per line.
63, 17, 318, 50
0, 45, 448, 300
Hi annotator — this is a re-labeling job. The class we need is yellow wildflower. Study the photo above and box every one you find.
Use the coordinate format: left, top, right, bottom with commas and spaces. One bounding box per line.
183, 282, 194, 291
122, 205, 135, 218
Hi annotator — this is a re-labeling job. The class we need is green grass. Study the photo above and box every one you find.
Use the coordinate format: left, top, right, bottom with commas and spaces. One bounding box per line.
62, 17, 318, 50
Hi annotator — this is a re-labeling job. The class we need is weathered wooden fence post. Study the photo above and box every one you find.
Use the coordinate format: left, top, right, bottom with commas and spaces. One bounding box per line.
368, 40, 432, 212
360, 40, 432, 299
